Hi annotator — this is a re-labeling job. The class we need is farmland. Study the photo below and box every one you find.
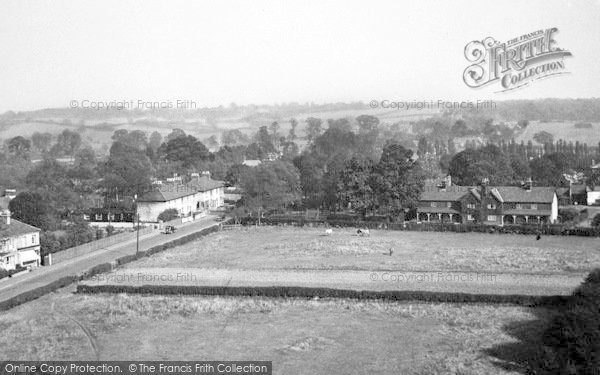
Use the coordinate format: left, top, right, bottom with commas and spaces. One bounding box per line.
1, 226, 595, 373
0, 288, 551, 374
127, 226, 600, 274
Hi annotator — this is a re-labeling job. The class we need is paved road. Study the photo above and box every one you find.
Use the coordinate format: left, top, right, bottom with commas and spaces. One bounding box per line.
81, 267, 586, 296
0, 215, 221, 303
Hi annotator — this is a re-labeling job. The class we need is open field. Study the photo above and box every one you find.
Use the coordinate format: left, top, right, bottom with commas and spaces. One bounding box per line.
127, 227, 600, 274
0, 287, 551, 374
514, 120, 600, 145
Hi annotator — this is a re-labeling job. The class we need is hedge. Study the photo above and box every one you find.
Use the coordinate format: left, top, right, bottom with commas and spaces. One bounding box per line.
76, 283, 568, 306
0, 223, 223, 312
532, 269, 600, 373
242, 216, 600, 237
0, 266, 27, 280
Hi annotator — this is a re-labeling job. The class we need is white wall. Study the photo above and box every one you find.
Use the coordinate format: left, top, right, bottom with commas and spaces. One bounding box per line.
587, 191, 600, 206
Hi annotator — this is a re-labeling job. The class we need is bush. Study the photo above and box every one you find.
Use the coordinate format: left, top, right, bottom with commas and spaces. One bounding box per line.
559, 208, 579, 223
0, 266, 27, 280
534, 269, 600, 373
158, 208, 180, 222
592, 213, 600, 227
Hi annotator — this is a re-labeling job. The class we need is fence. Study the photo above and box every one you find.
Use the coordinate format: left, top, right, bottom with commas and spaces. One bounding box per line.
48, 226, 154, 265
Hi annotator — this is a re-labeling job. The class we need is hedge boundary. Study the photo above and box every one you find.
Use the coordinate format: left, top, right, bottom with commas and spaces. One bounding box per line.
75, 284, 569, 306
0, 223, 223, 312
240, 216, 600, 237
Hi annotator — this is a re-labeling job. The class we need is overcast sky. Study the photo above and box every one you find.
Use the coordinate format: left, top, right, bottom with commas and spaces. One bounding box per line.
1, 0, 599, 112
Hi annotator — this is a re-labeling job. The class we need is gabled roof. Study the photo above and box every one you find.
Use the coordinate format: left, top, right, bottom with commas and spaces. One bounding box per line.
421, 185, 556, 204
419, 186, 470, 201
0, 219, 40, 239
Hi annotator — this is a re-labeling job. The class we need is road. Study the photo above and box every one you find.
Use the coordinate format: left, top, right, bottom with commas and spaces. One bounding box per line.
80, 267, 586, 296
0, 215, 221, 303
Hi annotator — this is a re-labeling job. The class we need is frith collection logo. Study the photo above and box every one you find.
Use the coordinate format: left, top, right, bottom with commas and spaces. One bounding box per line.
463, 28, 572, 92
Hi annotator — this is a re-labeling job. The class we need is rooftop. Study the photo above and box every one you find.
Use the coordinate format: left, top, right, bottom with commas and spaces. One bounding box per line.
0, 218, 40, 239
139, 176, 224, 202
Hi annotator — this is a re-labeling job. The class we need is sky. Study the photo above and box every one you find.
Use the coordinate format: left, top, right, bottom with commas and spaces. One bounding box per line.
0, 0, 599, 112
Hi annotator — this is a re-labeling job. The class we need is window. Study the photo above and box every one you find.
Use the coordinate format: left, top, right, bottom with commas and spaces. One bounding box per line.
31, 235, 36, 244
467, 203, 475, 209
95, 214, 102, 221
430, 202, 437, 207
515, 204, 522, 209
531, 204, 537, 210
108, 213, 115, 221
446, 202, 452, 208
467, 214, 474, 221
487, 215, 496, 221
487, 203, 496, 209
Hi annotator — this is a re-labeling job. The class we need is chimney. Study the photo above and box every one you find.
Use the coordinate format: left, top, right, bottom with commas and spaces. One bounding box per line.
0, 210, 10, 225
446, 175, 452, 187
524, 177, 533, 191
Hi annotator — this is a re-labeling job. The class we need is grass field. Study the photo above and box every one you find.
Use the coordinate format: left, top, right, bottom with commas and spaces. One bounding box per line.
0, 288, 551, 374
514, 120, 600, 145
129, 227, 600, 274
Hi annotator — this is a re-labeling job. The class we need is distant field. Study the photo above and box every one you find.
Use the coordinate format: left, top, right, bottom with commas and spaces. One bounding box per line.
0, 288, 548, 374
129, 227, 600, 274
515, 121, 600, 145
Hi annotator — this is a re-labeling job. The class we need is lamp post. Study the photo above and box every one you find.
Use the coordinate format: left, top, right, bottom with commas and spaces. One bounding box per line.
134, 194, 140, 256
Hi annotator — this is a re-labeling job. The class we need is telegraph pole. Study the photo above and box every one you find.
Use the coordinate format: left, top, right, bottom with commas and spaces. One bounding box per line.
134, 194, 140, 256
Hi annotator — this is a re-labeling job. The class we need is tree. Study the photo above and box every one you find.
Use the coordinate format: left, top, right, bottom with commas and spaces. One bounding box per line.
533, 131, 554, 145
166, 128, 186, 142
269, 121, 280, 138
448, 145, 514, 185
149, 131, 163, 151
7, 136, 31, 158
451, 120, 470, 137
337, 156, 375, 216
101, 142, 155, 195
221, 129, 250, 146
9, 191, 53, 230
239, 160, 301, 212
159, 135, 210, 168
31, 132, 52, 153
372, 143, 425, 214
52, 129, 81, 156
288, 118, 298, 141
356, 115, 380, 134
305, 117, 323, 143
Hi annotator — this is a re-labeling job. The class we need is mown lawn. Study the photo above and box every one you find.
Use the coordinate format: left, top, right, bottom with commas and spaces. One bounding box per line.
0, 288, 548, 375
129, 226, 600, 274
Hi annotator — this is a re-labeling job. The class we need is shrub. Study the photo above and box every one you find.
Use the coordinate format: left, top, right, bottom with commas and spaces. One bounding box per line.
158, 209, 180, 222
558, 208, 579, 223
592, 213, 600, 227
534, 269, 600, 373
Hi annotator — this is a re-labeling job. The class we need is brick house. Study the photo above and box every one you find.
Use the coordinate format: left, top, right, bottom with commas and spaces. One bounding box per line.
0, 210, 41, 270
417, 181, 558, 225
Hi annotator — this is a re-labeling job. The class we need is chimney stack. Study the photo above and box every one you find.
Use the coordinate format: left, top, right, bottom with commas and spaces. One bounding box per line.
0, 210, 10, 225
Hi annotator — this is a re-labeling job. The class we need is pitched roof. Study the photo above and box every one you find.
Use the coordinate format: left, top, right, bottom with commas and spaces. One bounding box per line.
0, 219, 40, 239
494, 186, 556, 203
420, 185, 556, 204
186, 176, 225, 192
139, 177, 224, 202
419, 186, 470, 201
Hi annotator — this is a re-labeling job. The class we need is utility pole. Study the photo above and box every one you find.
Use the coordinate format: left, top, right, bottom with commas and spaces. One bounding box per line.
134, 194, 140, 256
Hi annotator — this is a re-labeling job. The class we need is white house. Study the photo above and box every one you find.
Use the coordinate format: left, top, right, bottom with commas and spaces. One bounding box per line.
0, 210, 41, 270
137, 174, 225, 222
